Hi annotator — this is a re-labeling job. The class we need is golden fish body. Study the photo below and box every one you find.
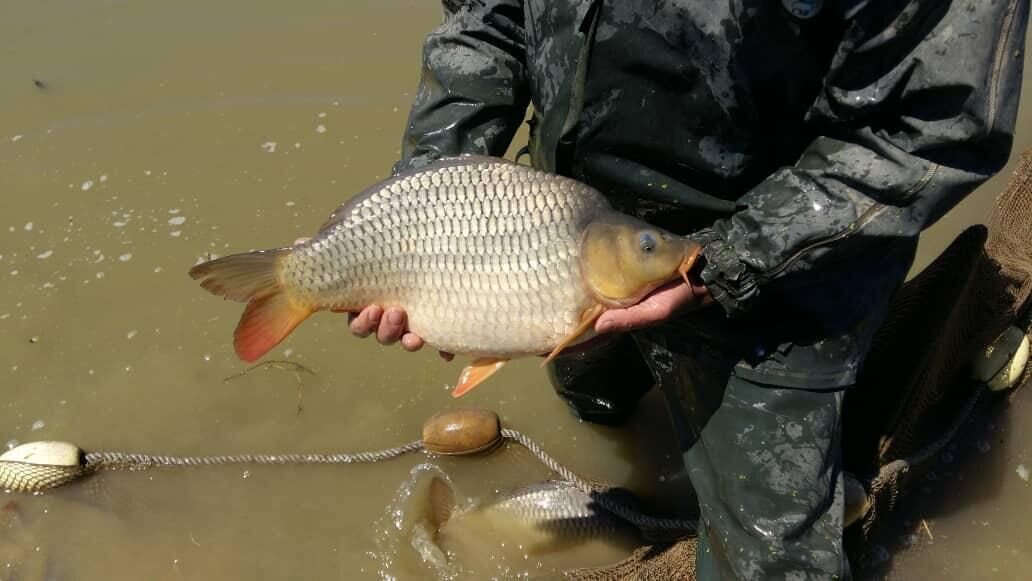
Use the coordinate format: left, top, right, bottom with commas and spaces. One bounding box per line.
190, 156, 700, 396
285, 158, 608, 357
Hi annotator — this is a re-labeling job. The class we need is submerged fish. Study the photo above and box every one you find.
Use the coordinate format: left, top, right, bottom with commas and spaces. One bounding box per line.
190, 156, 700, 396
426, 478, 639, 552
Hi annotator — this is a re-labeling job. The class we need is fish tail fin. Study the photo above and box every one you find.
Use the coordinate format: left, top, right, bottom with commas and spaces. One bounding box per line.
189, 248, 313, 362
428, 477, 456, 532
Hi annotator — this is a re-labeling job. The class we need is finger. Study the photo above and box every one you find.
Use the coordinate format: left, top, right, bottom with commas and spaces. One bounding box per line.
400, 333, 424, 352
596, 302, 667, 334
349, 305, 383, 338
377, 308, 407, 345
438, 351, 455, 362
596, 283, 697, 333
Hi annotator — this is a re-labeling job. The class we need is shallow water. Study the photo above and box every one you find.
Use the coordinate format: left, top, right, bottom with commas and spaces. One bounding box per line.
0, 2, 1029, 580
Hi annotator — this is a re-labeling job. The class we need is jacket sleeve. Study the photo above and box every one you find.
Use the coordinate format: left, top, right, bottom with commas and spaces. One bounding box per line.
696, 0, 1029, 315
394, 0, 530, 175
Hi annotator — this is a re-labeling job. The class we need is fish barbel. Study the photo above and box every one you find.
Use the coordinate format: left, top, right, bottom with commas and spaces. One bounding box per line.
189, 156, 700, 396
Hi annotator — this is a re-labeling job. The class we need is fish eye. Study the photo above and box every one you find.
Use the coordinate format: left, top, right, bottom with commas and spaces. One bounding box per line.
639, 232, 657, 253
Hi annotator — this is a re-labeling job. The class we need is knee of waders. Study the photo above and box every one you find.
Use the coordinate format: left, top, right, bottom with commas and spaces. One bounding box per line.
546, 334, 655, 426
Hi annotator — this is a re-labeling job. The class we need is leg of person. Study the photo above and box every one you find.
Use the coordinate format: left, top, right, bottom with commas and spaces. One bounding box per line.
546, 334, 655, 426
687, 377, 848, 580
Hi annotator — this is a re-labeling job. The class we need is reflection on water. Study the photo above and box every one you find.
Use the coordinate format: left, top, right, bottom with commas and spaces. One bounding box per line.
0, 1, 1029, 579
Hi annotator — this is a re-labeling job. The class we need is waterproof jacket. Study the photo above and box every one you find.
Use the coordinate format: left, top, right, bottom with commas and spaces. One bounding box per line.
396, 0, 1029, 388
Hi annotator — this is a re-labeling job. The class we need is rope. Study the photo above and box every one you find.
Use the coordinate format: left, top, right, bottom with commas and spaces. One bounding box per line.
6, 427, 696, 536
82, 441, 425, 471
866, 382, 986, 500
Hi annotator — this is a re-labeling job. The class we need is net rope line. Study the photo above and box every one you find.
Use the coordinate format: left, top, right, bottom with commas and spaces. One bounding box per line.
869, 382, 986, 487
82, 441, 425, 469
70, 429, 697, 536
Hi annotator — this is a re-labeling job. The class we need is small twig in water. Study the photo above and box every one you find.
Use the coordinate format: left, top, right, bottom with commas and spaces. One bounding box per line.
920, 519, 934, 542
223, 360, 316, 416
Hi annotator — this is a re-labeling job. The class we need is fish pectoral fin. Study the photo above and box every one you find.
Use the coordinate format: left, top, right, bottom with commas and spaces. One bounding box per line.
452, 358, 508, 398
541, 303, 605, 366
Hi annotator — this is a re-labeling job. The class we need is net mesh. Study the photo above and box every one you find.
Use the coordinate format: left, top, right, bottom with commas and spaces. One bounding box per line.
562, 148, 1032, 580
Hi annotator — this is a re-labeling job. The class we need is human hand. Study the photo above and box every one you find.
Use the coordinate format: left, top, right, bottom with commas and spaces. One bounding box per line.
594, 278, 712, 334
347, 305, 455, 361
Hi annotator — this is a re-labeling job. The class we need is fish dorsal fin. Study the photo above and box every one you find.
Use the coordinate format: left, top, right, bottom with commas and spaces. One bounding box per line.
542, 303, 605, 365
317, 156, 519, 233
428, 477, 456, 532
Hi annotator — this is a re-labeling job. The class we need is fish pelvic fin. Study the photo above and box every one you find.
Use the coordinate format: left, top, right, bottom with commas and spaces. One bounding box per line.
541, 303, 605, 365
452, 358, 508, 398
428, 477, 456, 532
189, 248, 312, 362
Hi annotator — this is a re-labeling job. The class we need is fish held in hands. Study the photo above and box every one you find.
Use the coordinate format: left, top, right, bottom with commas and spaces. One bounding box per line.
189, 156, 701, 396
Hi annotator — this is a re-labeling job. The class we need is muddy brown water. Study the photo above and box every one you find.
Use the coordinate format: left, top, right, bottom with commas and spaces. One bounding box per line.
0, 3, 1028, 579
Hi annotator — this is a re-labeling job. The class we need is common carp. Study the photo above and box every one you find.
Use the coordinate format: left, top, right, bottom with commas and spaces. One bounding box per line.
189, 156, 700, 396
425, 478, 639, 553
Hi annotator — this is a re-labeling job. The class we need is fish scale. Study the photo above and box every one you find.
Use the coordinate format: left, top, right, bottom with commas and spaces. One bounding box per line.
283, 158, 609, 357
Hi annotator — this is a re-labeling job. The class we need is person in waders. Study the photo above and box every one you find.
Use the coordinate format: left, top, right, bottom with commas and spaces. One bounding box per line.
349, 1, 1030, 578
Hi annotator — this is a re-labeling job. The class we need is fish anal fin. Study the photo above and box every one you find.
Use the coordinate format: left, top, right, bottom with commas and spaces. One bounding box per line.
541, 303, 605, 365
451, 358, 507, 398
234, 293, 313, 362
428, 477, 456, 532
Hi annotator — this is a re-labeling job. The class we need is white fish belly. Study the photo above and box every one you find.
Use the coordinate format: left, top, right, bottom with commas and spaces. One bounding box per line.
282, 158, 611, 357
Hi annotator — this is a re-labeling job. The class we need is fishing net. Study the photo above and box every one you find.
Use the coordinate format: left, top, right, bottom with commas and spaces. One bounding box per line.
563, 148, 1032, 580
843, 149, 1032, 567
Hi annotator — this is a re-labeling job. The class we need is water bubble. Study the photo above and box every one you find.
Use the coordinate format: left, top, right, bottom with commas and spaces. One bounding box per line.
118, 253, 133, 262
316, 125, 327, 134
126, 330, 137, 340
1018, 464, 1030, 482
260, 142, 277, 153
168, 216, 186, 226
30, 420, 45, 431
100, 174, 108, 182
81, 180, 94, 191
170, 230, 182, 238
11, 135, 23, 142
24, 222, 33, 231
36, 250, 53, 259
